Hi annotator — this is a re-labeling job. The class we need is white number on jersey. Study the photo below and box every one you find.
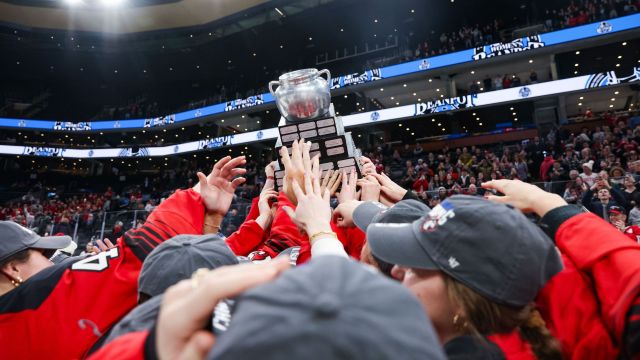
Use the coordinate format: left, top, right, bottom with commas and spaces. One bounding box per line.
71, 247, 120, 272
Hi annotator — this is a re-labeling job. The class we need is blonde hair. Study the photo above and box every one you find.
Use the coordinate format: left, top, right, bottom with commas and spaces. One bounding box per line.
445, 276, 562, 360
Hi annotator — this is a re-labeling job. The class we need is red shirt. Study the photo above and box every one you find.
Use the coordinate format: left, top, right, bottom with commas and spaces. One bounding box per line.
623, 225, 640, 243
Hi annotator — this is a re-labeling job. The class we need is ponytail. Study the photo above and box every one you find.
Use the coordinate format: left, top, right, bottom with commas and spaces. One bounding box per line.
518, 308, 563, 360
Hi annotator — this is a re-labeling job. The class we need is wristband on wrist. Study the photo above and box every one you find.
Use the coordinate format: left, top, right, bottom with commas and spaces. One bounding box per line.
267, 176, 275, 180
309, 231, 338, 243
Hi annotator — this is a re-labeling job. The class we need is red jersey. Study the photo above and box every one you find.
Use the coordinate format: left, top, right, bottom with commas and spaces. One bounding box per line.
623, 225, 640, 243
0, 189, 205, 360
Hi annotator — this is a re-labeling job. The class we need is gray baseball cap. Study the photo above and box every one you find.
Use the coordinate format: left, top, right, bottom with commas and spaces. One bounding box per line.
104, 294, 164, 345
367, 195, 563, 308
353, 200, 431, 232
209, 256, 446, 360
138, 234, 238, 298
0, 221, 71, 263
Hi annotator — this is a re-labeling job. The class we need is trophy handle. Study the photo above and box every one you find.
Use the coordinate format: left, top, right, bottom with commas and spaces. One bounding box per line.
268, 81, 280, 96
318, 69, 331, 83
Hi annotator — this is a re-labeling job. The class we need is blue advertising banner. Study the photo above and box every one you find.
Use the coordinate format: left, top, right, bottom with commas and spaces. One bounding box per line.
0, 13, 638, 132
1, 63, 637, 159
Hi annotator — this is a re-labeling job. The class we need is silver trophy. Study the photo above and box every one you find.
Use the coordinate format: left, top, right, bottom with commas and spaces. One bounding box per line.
269, 68, 362, 190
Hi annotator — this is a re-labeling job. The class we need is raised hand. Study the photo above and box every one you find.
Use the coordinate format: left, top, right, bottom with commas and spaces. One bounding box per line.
481, 179, 567, 217
256, 187, 279, 229
371, 172, 407, 206
332, 200, 363, 228
357, 175, 381, 202
279, 139, 319, 204
337, 169, 358, 204
265, 161, 277, 179
194, 156, 247, 215
359, 156, 377, 176
282, 173, 333, 238
320, 170, 342, 197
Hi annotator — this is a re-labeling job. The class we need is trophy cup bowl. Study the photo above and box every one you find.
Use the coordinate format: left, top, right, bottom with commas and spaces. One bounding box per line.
269, 68, 331, 122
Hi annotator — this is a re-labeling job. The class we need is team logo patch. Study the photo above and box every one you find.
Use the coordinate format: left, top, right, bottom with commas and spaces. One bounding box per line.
519, 87, 531, 98
421, 200, 456, 232
419, 60, 431, 70
596, 21, 612, 34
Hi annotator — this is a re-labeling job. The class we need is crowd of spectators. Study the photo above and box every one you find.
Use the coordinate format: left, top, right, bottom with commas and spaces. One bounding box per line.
543, 0, 640, 31
0, 157, 266, 247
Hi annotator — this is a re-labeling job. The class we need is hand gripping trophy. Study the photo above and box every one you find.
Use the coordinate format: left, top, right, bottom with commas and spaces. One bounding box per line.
268, 68, 362, 191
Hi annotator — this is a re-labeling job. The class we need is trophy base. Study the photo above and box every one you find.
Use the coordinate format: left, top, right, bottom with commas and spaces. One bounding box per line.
272, 103, 362, 191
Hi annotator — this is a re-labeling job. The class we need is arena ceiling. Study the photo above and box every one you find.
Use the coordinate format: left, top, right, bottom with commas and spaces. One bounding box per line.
0, 0, 279, 34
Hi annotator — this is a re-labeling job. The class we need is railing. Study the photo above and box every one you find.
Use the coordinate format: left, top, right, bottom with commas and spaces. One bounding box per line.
24, 200, 256, 250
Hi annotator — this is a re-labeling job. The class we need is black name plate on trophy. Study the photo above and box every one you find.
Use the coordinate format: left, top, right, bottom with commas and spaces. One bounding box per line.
277, 117, 338, 146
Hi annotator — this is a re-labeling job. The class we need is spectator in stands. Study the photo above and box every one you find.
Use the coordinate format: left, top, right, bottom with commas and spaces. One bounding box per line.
585, 107, 594, 118
579, 160, 597, 188
582, 178, 627, 220
629, 192, 640, 225
608, 205, 640, 243
483, 75, 492, 91
511, 74, 522, 87
54, 216, 72, 236
621, 173, 639, 205
413, 143, 424, 157
493, 74, 503, 90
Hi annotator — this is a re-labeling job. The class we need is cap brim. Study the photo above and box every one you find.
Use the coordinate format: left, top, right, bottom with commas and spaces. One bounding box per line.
366, 222, 439, 270
353, 202, 388, 232
31, 235, 72, 250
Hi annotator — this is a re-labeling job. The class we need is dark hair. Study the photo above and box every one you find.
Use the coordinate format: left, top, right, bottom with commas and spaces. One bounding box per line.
445, 276, 562, 360
1, 249, 31, 269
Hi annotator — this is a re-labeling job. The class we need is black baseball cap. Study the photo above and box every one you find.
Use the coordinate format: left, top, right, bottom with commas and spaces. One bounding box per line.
0, 221, 72, 263
353, 200, 431, 232
138, 234, 238, 299
209, 256, 446, 360
367, 195, 563, 308
608, 205, 626, 215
